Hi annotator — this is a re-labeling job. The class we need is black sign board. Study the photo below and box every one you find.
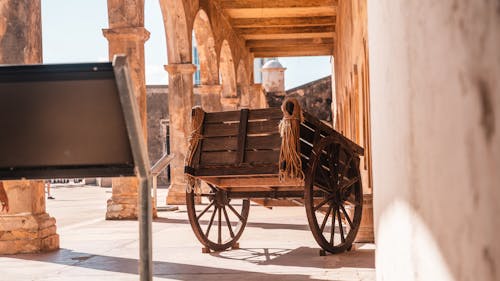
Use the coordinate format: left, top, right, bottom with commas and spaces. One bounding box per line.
0, 61, 137, 179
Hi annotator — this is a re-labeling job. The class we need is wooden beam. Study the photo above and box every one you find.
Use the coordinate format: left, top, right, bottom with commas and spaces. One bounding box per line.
225, 7, 336, 19
238, 26, 334, 35
243, 32, 335, 40
246, 38, 334, 48
250, 45, 333, 54
220, 0, 337, 9
253, 49, 333, 57
232, 16, 336, 28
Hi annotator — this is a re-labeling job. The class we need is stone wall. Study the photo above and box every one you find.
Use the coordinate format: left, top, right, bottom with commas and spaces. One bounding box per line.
286, 76, 332, 122
146, 85, 201, 186
368, 1, 500, 280
264, 76, 333, 122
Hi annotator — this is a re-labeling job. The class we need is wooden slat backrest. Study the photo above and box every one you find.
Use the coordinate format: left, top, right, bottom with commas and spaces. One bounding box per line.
196, 107, 282, 170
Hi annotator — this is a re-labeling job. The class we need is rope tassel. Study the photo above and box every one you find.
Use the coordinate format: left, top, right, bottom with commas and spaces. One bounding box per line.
185, 106, 205, 194
279, 98, 305, 182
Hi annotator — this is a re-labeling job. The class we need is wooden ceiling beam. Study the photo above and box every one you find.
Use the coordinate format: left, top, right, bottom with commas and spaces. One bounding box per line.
220, 0, 337, 9
250, 45, 333, 53
232, 16, 336, 28
237, 26, 334, 36
225, 7, 336, 18
253, 49, 333, 57
246, 38, 334, 48
243, 33, 335, 40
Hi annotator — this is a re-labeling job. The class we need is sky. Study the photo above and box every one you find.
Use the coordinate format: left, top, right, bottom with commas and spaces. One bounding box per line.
41, 0, 332, 90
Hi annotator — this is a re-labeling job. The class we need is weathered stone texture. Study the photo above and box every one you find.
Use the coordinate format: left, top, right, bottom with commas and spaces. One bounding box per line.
0, 0, 59, 254
286, 76, 333, 122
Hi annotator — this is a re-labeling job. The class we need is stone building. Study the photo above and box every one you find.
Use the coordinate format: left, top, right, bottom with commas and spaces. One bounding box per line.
0, 1, 498, 281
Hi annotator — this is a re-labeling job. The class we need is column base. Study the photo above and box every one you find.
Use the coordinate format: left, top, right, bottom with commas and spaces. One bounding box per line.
106, 196, 158, 220
166, 183, 187, 205
354, 193, 374, 243
0, 213, 59, 254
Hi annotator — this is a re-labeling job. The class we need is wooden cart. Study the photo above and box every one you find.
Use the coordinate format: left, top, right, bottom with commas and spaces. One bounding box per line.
184, 100, 364, 254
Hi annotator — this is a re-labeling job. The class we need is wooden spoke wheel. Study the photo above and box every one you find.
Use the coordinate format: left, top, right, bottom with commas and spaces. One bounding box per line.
304, 136, 363, 254
186, 183, 250, 251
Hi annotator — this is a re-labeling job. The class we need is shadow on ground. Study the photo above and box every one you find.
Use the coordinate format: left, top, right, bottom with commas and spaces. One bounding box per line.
212, 246, 375, 268
6, 246, 374, 281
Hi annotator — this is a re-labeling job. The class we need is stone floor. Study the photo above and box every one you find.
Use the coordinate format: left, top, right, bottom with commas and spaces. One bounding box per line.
0, 185, 375, 281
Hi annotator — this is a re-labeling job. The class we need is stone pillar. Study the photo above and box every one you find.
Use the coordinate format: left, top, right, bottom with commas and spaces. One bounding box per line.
221, 97, 240, 111
0, 0, 59, 254
238, 85, 252, 109
197, 84, 222, 112
103, 15, 153, 219
164, 63, 196, 205
250, 84, 266, 109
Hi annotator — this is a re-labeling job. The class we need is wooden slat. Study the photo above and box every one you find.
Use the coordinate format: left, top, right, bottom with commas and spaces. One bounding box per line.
204, 108, 282, 124
202, 136, 238, 151
210, 176, 303, 188
200, 150, 280, 165
246, 38, 334, 48
203, 119, 280, 138
204, 111, 240, 123
236, 109, 249, 164
195, 164, 279, 177
233, 16, 335, 28
248, 108, 283, 120
203, 122, 239, 137
247, 119, 280, 135
303, 112, 364, 155
202, 134, 282, 152
246, 134, 281, 150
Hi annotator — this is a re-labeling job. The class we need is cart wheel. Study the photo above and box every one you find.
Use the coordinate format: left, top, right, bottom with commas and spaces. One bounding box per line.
304, 136, 363, 254
186, 183, 250, 251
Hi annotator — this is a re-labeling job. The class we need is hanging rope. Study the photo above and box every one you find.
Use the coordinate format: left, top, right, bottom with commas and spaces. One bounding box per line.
279, 98, 305, 182
185, 106, 205, 194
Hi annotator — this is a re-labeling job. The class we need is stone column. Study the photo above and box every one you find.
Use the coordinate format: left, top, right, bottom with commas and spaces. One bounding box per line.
221, 97, 240, 111
197, 84, 222, 112
238, 85, 252, 109
103, 25, 153, 219
0, 0, 59, 254
250, 84, 266, 109
164, 63, 196, 204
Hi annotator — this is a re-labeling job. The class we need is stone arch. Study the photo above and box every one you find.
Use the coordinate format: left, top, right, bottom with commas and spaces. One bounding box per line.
236, 60, 251, 108
219, 40, 238, 109
160, 0, 190, 63
192, 9, 218, 85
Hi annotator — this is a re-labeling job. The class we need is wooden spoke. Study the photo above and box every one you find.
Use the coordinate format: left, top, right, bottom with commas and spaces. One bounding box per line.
330, 207, 336, 245
340, 204, 353, 229
314, 193, 335, 211
205, 206, 218, 237
339, 154, 353, 181
320, 203, 333, 232
223, 206, 235, 238
337, 206, 345, 243
197, 201, 215, 220
218, 206, 222, 244
304, 136, 363, 254
227, 203, 244, 221
339, 176, 360, 193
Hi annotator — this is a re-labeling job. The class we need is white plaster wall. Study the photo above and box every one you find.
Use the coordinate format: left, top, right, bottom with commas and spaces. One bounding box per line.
368, 1, 500, 280
262, 69, 285, 93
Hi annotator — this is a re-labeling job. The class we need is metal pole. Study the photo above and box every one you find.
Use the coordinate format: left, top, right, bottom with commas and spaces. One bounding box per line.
138, 177, 152, 281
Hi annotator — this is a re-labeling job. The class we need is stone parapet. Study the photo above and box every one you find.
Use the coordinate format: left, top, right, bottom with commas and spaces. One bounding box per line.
0, 213, 59, 254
